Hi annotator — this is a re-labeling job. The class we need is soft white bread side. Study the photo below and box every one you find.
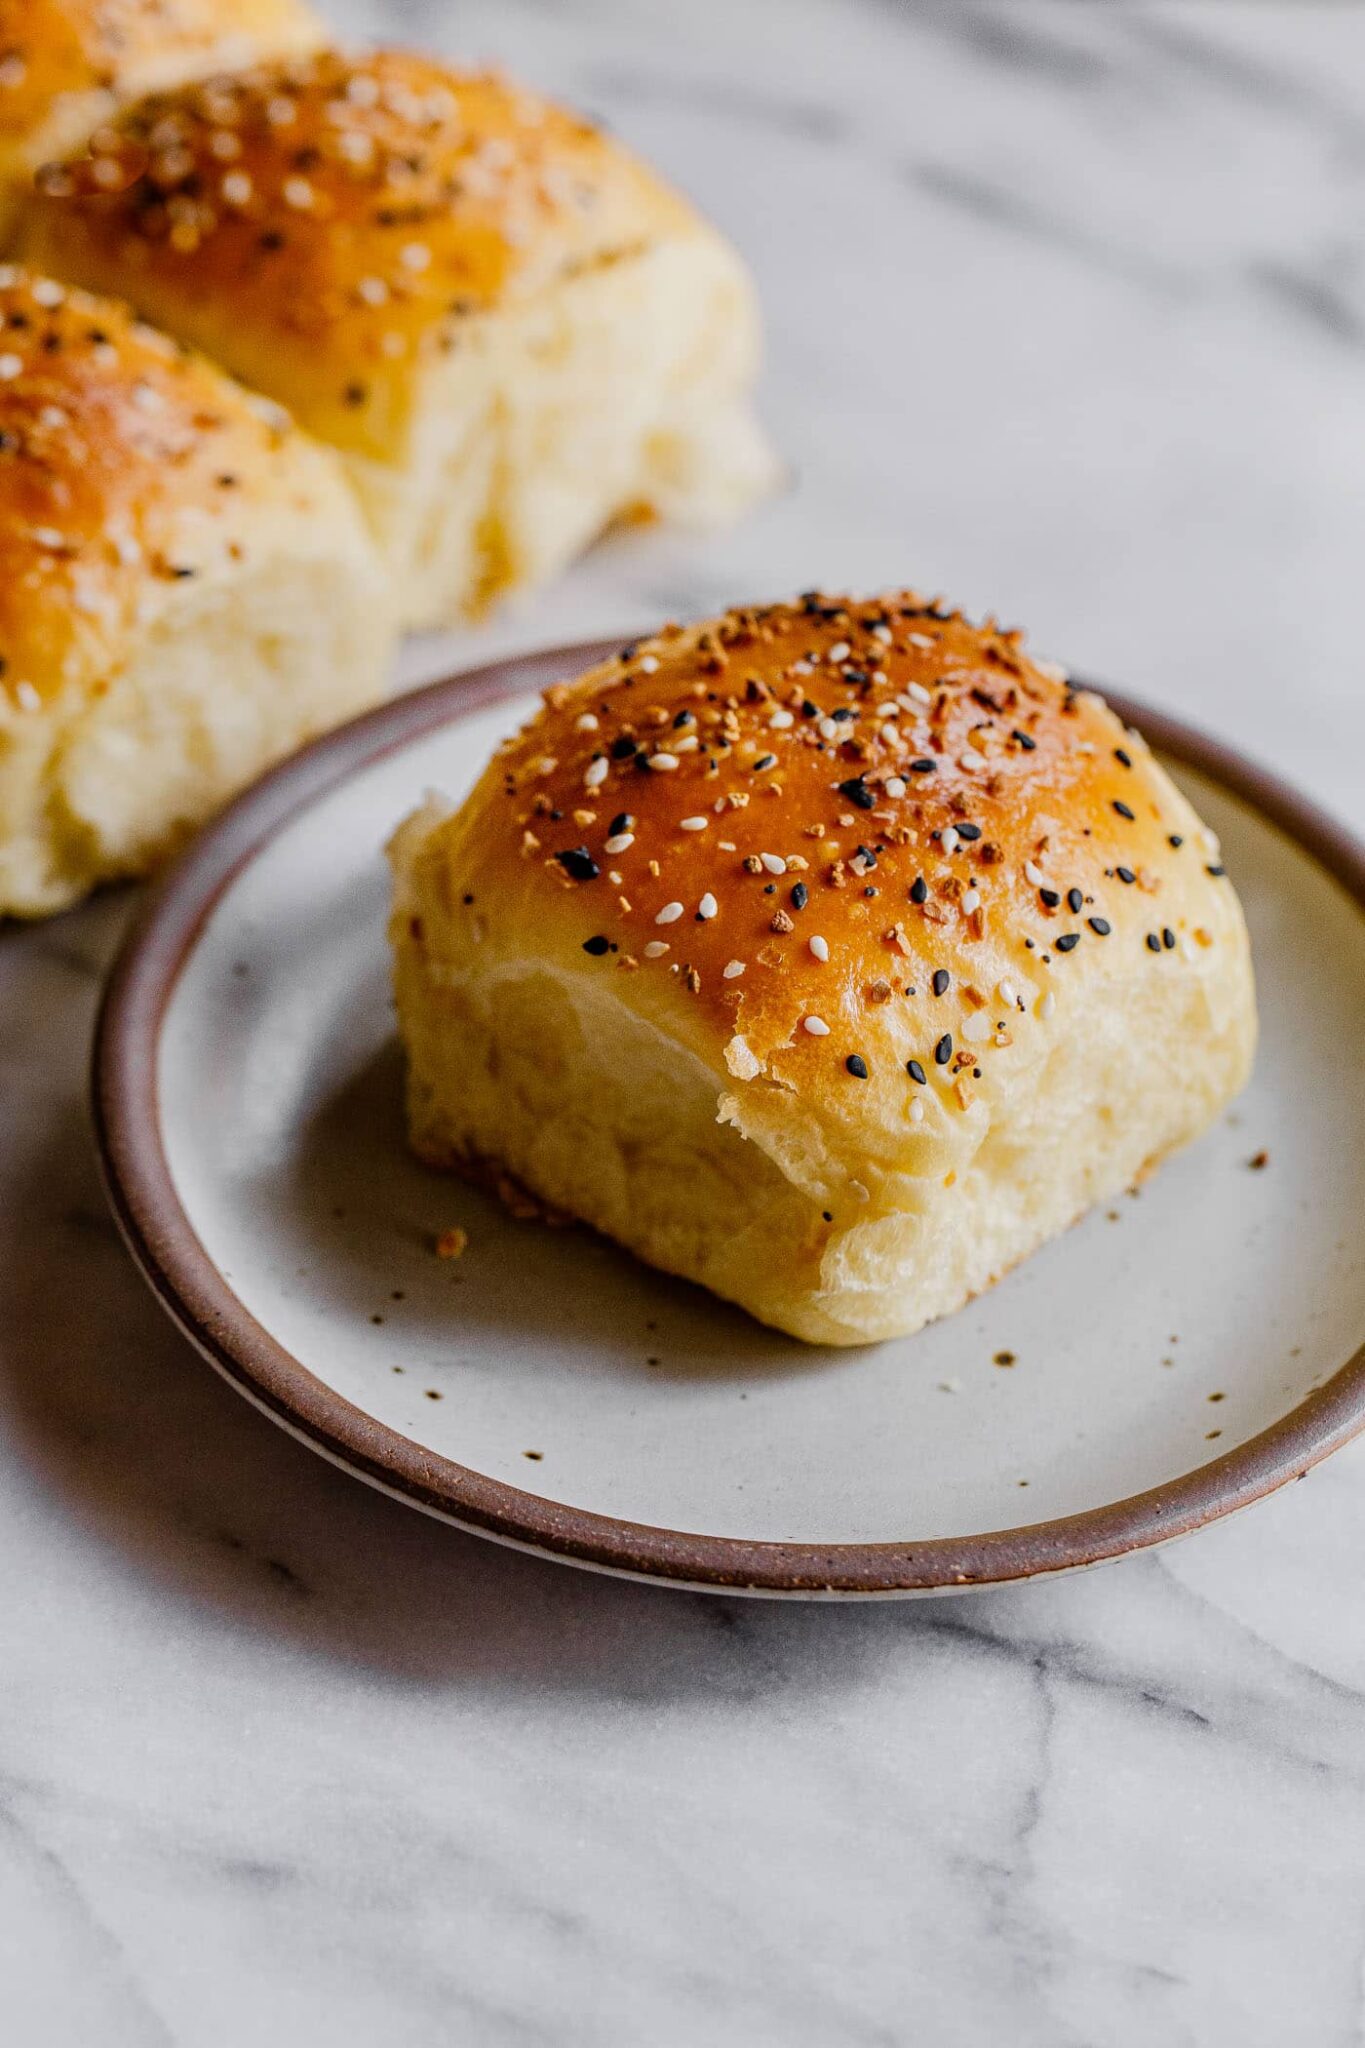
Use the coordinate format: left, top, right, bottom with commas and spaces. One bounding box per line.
0, 266, 392, 919
389, 594, 1256, 1346
20, 47, 778, 628
0, 0, 324, 244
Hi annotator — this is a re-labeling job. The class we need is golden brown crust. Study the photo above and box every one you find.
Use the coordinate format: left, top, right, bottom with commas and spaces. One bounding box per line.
0, 0, 323, 194
20, 46, 703, 457
0, 262, 348, 712
439, 592, 1241, 1103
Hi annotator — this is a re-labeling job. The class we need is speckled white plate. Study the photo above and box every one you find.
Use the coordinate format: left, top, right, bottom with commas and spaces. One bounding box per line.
94, 641, 1365, 1594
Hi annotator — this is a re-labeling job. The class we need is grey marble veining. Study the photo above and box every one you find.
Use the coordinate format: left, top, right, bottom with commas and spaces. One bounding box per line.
4, 4, 1365, 2043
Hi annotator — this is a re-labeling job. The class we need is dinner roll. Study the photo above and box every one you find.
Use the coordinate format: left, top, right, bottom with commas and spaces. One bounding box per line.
389, 593, 1256, 1347
20, 47, 777, 629
0, 265, 391, 919
0, 0, 324, 243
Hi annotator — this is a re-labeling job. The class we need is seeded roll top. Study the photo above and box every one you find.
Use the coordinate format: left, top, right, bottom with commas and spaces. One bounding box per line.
20, 45, 706, 460
431, 593, 1245, 1152
0, 263, 353, 718
0, 0, 323, 233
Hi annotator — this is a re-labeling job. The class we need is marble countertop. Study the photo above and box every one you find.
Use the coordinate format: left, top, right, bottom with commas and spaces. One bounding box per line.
4, 3, 1365, 2042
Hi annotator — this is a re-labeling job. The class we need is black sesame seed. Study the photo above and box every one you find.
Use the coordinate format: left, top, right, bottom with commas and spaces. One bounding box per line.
1115, 748, 1132, 768
790, 881, 809, 911
1089, 917, 1111, 936
1116, 866, 1135, 884
619, 642, 639, 661
753, 753, 776, 773
1206, 863, 1226, 877
910, 757, 937, 774
907, 1060, 927, 1085
1012, 730, 1037, 751
1162, 927, 1176, 949
1040, 887, 1060, 908
1066, 887, 1083, 913
863, 885, 877, 897
957, 822, 982, 842
932, 968, 950, 997
1113, 800, 1135, 821
909, 875, 928, 905
846, 1054, 869, 1080
838, 775, 875, 809
830, 706, 855, 723
934, 1033, 953, 1066
610, 735, 636, 760
608, 812, 634, 836
1168, 834, 1184, 849
582, 935, 610, 956
1146, 932, 1162, 953
556, 846, 600, 882
673, 709, 695, 729
1055, 933, 1080, 952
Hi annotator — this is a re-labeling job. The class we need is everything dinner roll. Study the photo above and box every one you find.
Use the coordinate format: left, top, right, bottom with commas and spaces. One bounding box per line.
389, 593, 1256, 1346
21, 46, 777, 629
0, 265, 391, 919
0, 0, 323, 242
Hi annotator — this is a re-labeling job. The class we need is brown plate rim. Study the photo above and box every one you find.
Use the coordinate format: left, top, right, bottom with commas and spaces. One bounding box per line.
91, 637, 1365, 1596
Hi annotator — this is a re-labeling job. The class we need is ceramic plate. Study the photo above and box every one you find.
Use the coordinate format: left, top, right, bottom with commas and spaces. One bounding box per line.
93, 641, 1365, 1595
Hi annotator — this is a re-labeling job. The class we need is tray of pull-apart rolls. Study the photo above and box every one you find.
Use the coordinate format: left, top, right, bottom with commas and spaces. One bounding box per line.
5, 1, 1363, 1594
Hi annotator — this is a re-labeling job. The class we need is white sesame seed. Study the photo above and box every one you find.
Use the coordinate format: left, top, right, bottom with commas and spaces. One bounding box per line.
266, 96, 296, 126
909, 1098, 925, 1123
881, 725, 902, 748
818, 717, 839, 741
356, 275, 389, 306
131, 381, 164, 412
885, 777, 907, 799
679, 816, 708, 832
221, 171, 252, 204
671, 734, 699, 753
283, 176, 314, 209
400, 242, 431, 271
1039, 991, 1056, 1020
803, 1016, 830, 1036
584, 756, 608, 789
999, 978, 1019, 1008
718, 840, 736, 851
698, 893, 718, 920
0, 353, 22, 379
655, 902, 684, 925
346, 71, 380, 104
809, 935, 829, 962
723, 960, 746, 979
31, 278, 64, 307
32, 527, 66, 550
872, 623, 893, 644
0, 266, 15, 290
791, 660, 812, 676
828, 640, 851, 663
535, 755, 557, 776
209, 129, 241, 161
961, 889, 981, 915
647, 753, 679, 772
1024, 860, 1049, 888
960, 748, 987, 772
604, 833, 634, 855
769, 708, 794, 729
574, 712, 598, 732
908, 679, 932, 702
639, 654, 659, 673
760, 852, 786, 875
338, 130, 375, 165
941, 827, 960, 856
962, 1011, 991, 1044
643, 940, 669, 958
14, 680, 40, 711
